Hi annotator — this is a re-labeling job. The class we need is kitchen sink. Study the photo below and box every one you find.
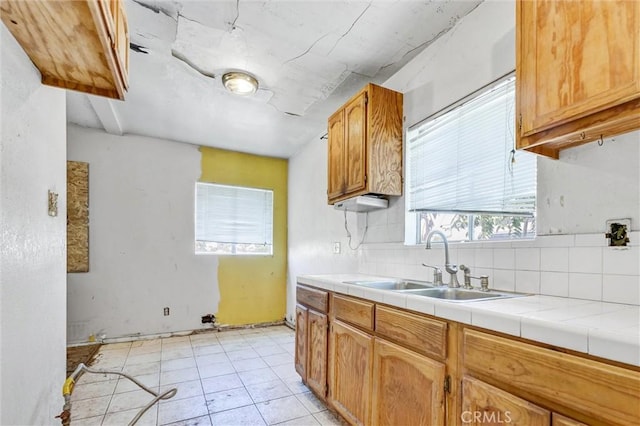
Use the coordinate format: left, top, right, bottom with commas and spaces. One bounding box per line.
343, 280, 433, 290
405, 287, 526, 302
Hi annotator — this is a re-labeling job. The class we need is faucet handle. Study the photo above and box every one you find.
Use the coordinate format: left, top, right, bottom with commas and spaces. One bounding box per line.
421, 264, 443, 286
459, 264, 473, 289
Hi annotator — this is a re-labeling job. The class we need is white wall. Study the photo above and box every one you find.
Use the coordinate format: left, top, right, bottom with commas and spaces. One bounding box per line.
286, 135, 359, 322
67, 125, 219, 343
1, 26, 67, 425
286, 0, 640, 320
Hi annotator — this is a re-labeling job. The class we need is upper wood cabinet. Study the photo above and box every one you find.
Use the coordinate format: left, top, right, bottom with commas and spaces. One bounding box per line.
1, 0, 130, 100
327, 84, 403, 204
516, 0, 640, 158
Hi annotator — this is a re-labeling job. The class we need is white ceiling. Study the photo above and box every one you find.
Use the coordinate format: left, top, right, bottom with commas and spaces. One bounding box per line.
66, 0, 482, 158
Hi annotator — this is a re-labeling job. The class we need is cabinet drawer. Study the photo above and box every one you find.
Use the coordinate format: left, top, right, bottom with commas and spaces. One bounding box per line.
463, 329, 640, 426
375, 305, 447, 360
296, 285, 328, 314
333, 294, 374, 331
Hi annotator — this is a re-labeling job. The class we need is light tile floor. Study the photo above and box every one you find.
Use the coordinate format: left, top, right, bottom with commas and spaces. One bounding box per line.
70, 326, 342, 426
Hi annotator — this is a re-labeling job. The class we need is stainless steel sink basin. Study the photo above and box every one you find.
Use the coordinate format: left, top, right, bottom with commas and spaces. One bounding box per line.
343, 280, 433, 290
405, 287, 525, 302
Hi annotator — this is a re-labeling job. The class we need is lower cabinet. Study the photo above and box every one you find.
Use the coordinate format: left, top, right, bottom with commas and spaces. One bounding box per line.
552, 414, 588, 426
295, 284, 640, 426
461, 376, 591, 426
329, 320, 374, 426
294, 304, 307, 380
371, 338, 445, 426
306, 309, 328, 397
461, 376, 550, 426
462, 328, 640, 425
295, 304, 328, 399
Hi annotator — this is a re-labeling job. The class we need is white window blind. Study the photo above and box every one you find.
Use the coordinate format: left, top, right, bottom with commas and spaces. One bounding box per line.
195, 183, 273, 253
407, 77, 536, 216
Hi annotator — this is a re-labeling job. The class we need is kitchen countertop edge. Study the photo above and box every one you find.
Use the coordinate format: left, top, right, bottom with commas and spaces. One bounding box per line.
297, 273, 640, 367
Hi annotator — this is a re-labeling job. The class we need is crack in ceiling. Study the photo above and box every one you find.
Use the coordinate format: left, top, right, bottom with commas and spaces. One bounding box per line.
327, 1, 372, 56
66, 0, 485, 158
282, 33, 331, 66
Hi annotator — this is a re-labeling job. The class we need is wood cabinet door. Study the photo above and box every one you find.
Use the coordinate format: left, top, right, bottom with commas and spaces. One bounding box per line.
329, 320, 373, 426
517, 0, 640, 137
343, 91, 367, 196
552, 413, 588, 426
327, 109, 345, 202
294, 305, 308, 381
371, 339, 445, 426
306, 310, 328, 398
461, 376, 550, 426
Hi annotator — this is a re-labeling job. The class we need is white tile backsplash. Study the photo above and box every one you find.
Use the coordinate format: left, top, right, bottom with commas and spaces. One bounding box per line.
474, 247, 493, 269
574, 233, 608, 247
515, 248, 540, 271
540, 248, 569, 272
540, 272, 569, 297
602, 274, 640, 305
568, 273, 603, 301
491, 269, 516, 292
515, 270, 540, 294
569, 247, 603, 274
493, 248, 515, 270
356, 233, 639, 305
603, 247, 640, 276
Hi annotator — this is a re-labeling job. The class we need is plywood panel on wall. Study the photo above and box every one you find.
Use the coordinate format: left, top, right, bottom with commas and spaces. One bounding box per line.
67, 161, 89, 272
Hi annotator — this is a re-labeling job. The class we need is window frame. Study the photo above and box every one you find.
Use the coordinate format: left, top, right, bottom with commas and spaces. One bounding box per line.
404, 73, 537, 245
194, 182, 274, 256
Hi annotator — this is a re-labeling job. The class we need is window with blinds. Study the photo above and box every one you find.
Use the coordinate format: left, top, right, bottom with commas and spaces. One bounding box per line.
406, 76, 537, 242
195, 182, 274, 255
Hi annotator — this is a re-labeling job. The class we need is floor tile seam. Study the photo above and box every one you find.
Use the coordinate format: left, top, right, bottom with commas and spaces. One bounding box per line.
192, 348, 211, 415
157, 407, 205, 426
205, 399, 255, 416
159, 355, 198, 373
102, 370, 149, 420
101, 401, 159, 426
205, 400, 271, 425
273, 412, 319, 426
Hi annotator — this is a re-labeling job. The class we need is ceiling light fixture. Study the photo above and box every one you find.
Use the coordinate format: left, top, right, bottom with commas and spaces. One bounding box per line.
222, 71, 259, 96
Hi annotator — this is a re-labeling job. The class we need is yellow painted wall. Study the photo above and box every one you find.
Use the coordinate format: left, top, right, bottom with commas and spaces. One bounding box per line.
200, 147, 288, 325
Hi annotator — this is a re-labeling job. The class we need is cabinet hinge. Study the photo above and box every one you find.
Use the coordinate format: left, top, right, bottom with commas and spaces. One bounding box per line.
444, 375, 451, 394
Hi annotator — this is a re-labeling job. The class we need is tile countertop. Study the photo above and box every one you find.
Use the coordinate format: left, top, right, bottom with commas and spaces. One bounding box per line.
297, 274, 640, 367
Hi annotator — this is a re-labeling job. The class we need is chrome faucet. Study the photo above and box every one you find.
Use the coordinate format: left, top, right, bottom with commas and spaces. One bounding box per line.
425, 230, 459, 288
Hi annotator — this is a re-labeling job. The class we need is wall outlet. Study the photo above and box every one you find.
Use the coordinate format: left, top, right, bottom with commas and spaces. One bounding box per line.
333, 242, 341, 254
163, 307, 170, 316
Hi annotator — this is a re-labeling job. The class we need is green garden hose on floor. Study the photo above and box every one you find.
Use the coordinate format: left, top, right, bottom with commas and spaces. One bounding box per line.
56, 363, 177, 426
